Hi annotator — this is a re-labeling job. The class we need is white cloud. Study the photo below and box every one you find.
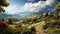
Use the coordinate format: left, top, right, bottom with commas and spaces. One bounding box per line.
4, 5, 20, 14
19, 0, 58, 13
4, 0, 58, 14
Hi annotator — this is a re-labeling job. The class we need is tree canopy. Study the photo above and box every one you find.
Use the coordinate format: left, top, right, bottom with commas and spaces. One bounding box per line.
54, 2, 60, 19
54, 2, 60, 11
0, 0, 9, 12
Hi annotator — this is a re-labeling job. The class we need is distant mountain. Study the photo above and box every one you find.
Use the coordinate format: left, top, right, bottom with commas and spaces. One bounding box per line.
0, 13, 12, 18
0, 13, 32, 21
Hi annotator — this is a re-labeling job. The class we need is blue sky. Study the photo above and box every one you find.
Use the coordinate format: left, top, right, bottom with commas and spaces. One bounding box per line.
58, 0, 60, 1
4, 0, 59, 14
7, 0, 41, 7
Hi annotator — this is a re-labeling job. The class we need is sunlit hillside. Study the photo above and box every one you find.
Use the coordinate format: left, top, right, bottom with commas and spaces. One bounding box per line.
0, 0, 60, 34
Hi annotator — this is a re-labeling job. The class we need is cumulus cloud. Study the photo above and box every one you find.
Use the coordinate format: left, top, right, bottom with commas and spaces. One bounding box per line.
19, 0, 58, 13
4, 0, 58, 14
4, 5, 20, 14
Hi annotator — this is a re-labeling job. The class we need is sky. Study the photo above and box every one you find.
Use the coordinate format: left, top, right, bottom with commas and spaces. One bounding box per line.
4, 0, 59, 14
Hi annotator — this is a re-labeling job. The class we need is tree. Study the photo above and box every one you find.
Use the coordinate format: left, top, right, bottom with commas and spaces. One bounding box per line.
54, 2, 60, 19
8, 18, 13, 24
1, 18, 5, 22
0, 0, 9, 12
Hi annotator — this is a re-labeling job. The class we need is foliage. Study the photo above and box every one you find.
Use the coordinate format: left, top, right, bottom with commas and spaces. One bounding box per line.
0, 0, 9, 12
54, 2, 60, 11
54, 2, 60, 19
8, 18, 13, 24
43, 28, 60, 34
0, 24, 36, 34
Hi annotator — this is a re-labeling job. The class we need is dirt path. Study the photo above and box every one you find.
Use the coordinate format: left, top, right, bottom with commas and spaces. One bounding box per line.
27, 21, 46, 34
35, 21, 46, 34
9, 21, 46, 34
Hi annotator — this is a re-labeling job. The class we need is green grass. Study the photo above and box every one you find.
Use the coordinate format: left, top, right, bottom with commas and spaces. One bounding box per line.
43, 27, 60, 34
